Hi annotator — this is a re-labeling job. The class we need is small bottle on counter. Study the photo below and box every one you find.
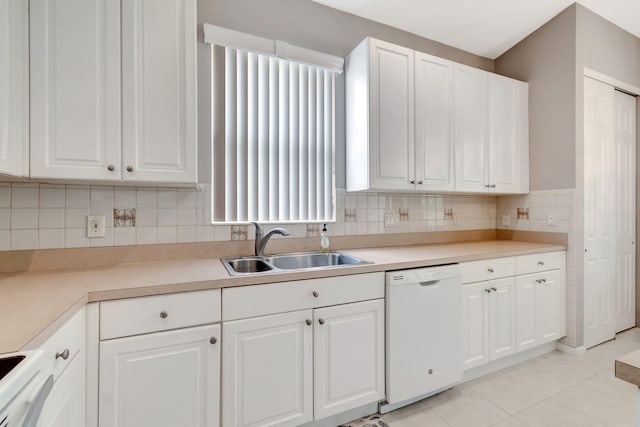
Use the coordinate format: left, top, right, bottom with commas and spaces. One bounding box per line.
320, 224, 330, 253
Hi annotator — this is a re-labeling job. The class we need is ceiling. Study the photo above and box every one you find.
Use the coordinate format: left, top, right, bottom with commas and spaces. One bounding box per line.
311, 0, 640, 59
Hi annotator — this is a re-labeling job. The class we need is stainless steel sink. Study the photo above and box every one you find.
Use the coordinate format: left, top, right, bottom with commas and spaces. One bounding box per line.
221, 252, 371, 276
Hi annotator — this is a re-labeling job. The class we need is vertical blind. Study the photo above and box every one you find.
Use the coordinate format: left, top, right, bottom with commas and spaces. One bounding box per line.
212, 46, 336, 223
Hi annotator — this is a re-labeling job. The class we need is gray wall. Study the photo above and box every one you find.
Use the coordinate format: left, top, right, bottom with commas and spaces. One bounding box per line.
196, 0, 493, 188
494, 4, 577, 191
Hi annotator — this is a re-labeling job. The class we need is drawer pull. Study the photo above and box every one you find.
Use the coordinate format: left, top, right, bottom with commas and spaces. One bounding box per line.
487, 268, 494, 273
538, 261, 545, 266
491, 287, 497, 292
210, 337, 217, 345
305, 319, 312, 326
318, 319, 325, 325
536, 279, 547, 284
159, 311, 168, 319
484, 288, 491, 293
312, 291, 319, 298
55, 349, 70, 360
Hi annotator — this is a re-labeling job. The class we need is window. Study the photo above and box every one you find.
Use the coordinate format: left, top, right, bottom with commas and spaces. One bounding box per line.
205, 25, 342, 223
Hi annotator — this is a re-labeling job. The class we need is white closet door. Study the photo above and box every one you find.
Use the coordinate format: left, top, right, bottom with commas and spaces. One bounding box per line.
122, 0, 197, 183
583, 76, 616, 348
30, 0, 121, 180
614, 90, 636, 332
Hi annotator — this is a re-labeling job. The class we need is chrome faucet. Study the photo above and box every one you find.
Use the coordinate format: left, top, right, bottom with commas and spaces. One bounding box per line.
252, 222, 290, 256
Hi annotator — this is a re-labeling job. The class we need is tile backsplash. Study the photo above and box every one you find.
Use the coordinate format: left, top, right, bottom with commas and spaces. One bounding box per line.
0, 182, 497, 251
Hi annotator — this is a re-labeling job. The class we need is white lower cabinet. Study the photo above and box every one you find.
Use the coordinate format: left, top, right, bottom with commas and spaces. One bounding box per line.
462, 278, 515, 370
38, 352, 86, 427
516, 270, 565, 352
314, 300, 385, 420
99, 324, 220, 427
222, 299, 385, 427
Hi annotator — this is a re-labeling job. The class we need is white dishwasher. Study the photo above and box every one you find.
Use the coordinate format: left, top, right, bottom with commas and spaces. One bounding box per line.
382, 264, 463, 413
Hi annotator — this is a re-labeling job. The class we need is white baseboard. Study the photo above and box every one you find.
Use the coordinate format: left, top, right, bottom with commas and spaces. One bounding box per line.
557, 342, 587, 356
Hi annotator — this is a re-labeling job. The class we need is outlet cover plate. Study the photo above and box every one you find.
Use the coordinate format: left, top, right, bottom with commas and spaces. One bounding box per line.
502, 213, 510, 227
87, 215, 106, 238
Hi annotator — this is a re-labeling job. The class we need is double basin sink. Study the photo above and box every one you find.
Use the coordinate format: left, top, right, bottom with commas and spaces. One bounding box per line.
222, 252, 371, 276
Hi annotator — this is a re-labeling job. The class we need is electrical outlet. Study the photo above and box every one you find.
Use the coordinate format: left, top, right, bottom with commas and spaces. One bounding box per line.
502, 213, 510, 227
547, 214, 557, 227
87, 215, 105, 238
384, 213, 400, 228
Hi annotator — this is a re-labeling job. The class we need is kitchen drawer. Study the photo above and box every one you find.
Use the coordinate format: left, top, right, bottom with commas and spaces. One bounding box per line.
461, 257, 515, 283
516, 251, 565, 275
222, 272, 385, 321
40, 307, 85, 380
100, 289, 221, 340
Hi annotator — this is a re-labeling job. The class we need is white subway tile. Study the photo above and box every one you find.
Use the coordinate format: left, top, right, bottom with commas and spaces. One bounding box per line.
90, 228, 113, 247
11, 209, 38, 229
39, 209, 65, 229
65, 209, 89, 228
178, 189, 197, 209
0, 230, 9, 250
0, 187, 10, 207
114, 188, 136, 207
65, 228, 89, 248
137, 188, 158, 208
214, 225, 231, 241
158, 208, 178, 226
39, 187, 65, 208
157, 226, 177, 244
158, 189, 178, 208
178, 209, 196, 226
11, 229, 38, 250
114, 228, 136, 246
0, 209, 9, 229
195, 225, 215, 242
177, 226, 196, 243
38, 229, 64, 249
136, 227, 158, 245
66, 188, 90, 208
136, 208, 158, 227
11, 186, 38, 208
90, 187, 114, 208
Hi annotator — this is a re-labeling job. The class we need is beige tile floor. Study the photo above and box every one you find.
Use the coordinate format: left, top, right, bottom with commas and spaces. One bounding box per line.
382, 328, 640, 427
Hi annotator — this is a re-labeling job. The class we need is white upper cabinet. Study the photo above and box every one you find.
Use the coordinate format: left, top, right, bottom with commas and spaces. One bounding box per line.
0, 0, 28, 177
29, 0, 197, 184
30, 0, 121, 181
346, 37, 529, 194
346, 38, 415, 192
415, 52, 455, 191
488, 73, 529, 193
454, 64, 488, 192
122, 0, 197, 183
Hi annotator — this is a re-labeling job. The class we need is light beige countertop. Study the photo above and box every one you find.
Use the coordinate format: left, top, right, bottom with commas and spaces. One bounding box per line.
616, 350, 640, 387
0, 240, 565, 355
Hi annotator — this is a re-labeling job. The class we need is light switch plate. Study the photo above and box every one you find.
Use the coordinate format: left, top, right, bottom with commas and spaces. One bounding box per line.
87, 215, 105, 238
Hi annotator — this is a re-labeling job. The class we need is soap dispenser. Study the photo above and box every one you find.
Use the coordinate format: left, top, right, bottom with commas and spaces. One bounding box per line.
320, 224, 330, 253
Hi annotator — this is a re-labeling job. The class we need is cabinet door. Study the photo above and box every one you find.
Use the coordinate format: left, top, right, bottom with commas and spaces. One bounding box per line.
414, 52, 454, 191
314, 300, 384, 419
488, 74, 528, 193
537, 269, 565, 343
463, 282, 489, 370
122, 0, 197, 183
222, 310, 313, 427
454, 64, 488, 192
368, 39, 415, 191
99, 324, 220, 427
515, 274, 539, 352
488, 277, 516, 360
0, 0, 28, 176
30, 0, 121, 180
38, 353, 85, 427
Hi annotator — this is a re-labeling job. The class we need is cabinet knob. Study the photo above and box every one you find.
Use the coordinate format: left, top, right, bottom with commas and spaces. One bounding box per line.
490, 184, 496, 188
538, 261, 545, 266
306, 319, 312, 326
318, 319, 325, 325
107, 164, 115, 172
485, 288, 491, 293
312, 291, 319, 298
210, 336, 217, 345
417, 180, 423, 185
410, 180, 416, 184
126, 165, 134, 172
487, 268, 494, 273
484, 184, 490, 188
491, 287, 497, 292
160, 311, 168, 319
55, 349, 70, 360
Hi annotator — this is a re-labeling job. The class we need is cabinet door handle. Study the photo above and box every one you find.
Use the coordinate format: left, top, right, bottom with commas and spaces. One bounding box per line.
160, 311, 168, 319
312, 291, 319, 298
484, 184, 490, 188
417, 181, 423, 185
305, 319, 312, 326
126, 165, 134, 172
210, 337, 217, 345
318, 319, 325, 325
487, 268, 494, 273
107, 164, 115, 172
538, 261, 545, 266
484, 288, 491, 293
491, 287, 497, 292
55, 349, 70, 360
410, 180, 416, 184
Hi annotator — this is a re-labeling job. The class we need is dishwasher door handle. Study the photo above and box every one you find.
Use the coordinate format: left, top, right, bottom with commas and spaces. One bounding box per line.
419, 280, 440, 287
22, 374, 54, 427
